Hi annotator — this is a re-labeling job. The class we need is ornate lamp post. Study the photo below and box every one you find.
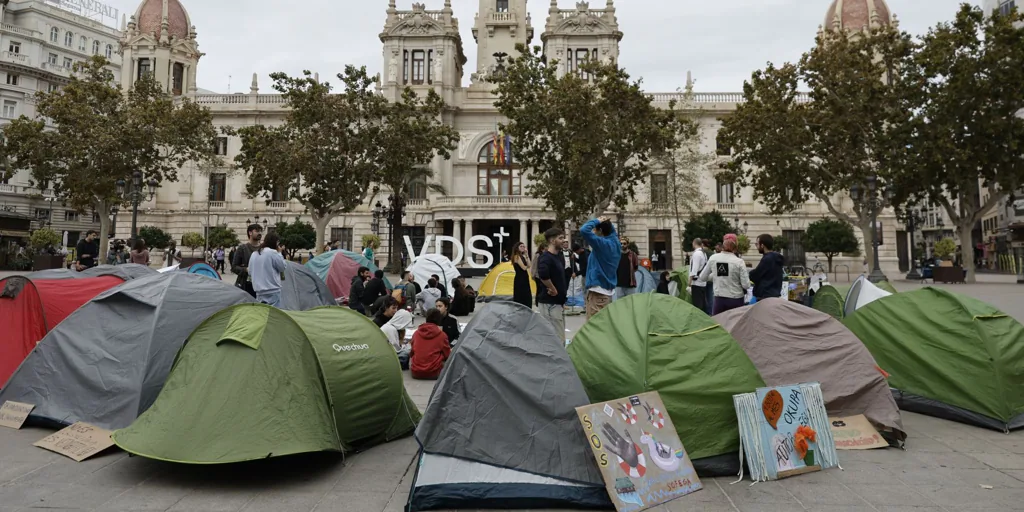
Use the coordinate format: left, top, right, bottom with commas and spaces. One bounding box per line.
374, 194, 404, 270
904, 207, 927, 280
850, 175, 895, 283
115, 171, 158, 241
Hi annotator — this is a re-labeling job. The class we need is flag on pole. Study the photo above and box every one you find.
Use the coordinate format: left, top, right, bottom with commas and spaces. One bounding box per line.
492, 131, 500, 165
504, 133, 512, 166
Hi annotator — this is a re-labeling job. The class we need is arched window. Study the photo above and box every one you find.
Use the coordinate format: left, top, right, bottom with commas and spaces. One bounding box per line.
105, 45, 113, 59
79, 36, 86, 51
50, 27, 59, 43
477, 140, 520, 196
92, 40, 100, 55
64, 31, 73, 47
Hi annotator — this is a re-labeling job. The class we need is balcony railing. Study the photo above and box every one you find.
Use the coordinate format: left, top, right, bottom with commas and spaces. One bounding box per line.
2, 24, 36, 37
268, 201, 288, 209
1, 51, 30, 66
208, 201, 225, 209
715, 203, 737, 211
0, 184, 15, 193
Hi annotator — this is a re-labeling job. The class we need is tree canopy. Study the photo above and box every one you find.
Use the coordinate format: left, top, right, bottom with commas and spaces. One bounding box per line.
138, 226, 172, 250
804, 218, 860, 271
492, 44, 678, 222
683, 211, 737, 251
3, 56, 218, 259
206, 225, 239, 250
274, 218, 316, 260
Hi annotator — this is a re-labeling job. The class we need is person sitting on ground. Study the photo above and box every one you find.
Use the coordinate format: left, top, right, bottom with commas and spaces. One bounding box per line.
449, 276, 476, 316
373, 295, 401, 327
361, 270, 388, 315
349, 266, 370, 314
657, 271, 671, 295
699, 238, 751, 316
431, 274, 449, 298
410, 308, 452, 380
434, 297, 460, 346
381, 309, 414, 369
416, 278, 443, 314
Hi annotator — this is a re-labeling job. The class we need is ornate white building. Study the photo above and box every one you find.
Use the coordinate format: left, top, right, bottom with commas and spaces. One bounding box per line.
12, 0, 913, 275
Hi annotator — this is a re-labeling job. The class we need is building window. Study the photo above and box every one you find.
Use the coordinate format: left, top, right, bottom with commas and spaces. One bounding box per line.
92, 40, 100, 55
408, 177, 427, 200
213, 137, 228, 156
999, 0, 1017, 16
8, 42, 20, 54
403, 50, 409, 85
172, 63, 184, 96
48, 53, 58, 65
716, 130, 732, 156
716, 178, 735, 204
50, 27, 59, 43
477, 144, 521, 196
92, 211, 100, 223
3, 100, 17, 118
6, 74, 18, 86
64, 31, 73, 47
105, 45, 113, 59
138, 58, 151, 79
576, 49, 590, 78
35, 208, 51, 220
48, 83, 59, 93
567, 48, 575, 73
79, 36, 87, 51
209, 173, 226, 202
330, 228, 354, 251
427, 50, 433, 84
271, 184, 288, 202
411, 50, 425, 84
650, 174, 668, 204
64, 210, 80, 222
63, 57, 73, 69
496, 0, 509, 12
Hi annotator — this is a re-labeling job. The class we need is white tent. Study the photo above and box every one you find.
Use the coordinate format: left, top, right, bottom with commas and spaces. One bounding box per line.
407, 253, 460, 291
843, 275, 892, 317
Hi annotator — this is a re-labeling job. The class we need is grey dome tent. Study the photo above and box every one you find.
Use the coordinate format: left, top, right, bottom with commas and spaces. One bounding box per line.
0, 272, 255, 430
29, 264, 157, 281
281, 261, 336, 310
408, 302, 611, 511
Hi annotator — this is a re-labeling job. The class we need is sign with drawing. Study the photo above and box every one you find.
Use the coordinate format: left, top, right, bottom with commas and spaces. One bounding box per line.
576, 392, 702, 512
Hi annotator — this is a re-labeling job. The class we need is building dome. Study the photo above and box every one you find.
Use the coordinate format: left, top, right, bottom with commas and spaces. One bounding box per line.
825, 0, 892, 31
134, 0, 192, 40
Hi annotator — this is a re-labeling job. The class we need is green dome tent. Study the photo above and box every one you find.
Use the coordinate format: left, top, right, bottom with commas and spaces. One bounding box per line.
112, 305, 420, 463
568, 293, 765, 476
812, 284, 846, 320
668, 267, 692, 303
844, 288, 1024, 431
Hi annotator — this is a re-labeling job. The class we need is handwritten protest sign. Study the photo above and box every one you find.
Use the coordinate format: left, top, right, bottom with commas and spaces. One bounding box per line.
576, 391, 701, 512
0, 401, 35, 429
33, 422, 115, 462
830, 415, 888, 450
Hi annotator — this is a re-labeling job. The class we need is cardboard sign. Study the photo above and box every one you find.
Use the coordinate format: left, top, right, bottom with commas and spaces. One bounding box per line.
576, 391, 702, 512
0, 401, 35, 429
830, 415, 889, 450
33, 422, 115, 462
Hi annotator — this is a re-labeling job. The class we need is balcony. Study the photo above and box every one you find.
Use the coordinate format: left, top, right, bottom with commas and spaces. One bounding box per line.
0, 184, 15, 193
208, 201, 225, 209
268, 201, 288, 209
41, 62, 72, 76
1, 51, 30, 66
715, 203, 737, 211
1, 24, 36, 37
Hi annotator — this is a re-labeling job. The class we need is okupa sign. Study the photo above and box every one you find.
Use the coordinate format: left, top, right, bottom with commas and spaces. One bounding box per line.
404, 227, 511, 269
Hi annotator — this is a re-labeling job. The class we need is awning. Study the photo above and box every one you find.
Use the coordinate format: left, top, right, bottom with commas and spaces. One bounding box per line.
0, 230, 30, 237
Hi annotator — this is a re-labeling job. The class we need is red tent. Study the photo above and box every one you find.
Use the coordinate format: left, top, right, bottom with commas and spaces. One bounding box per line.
0, 275, 124, 387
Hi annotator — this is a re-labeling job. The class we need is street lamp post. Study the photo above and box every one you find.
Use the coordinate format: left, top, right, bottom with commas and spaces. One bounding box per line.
850, 175, 895, 283
374, 194, 405, 271
905, 208, 926, 280
115, 171, 158, 241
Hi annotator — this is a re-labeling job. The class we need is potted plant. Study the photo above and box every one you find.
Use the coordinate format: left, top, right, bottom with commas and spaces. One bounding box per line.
934, 238, 957, 267
180, 232, 206, 266
932, 237, 963, 283
29, 228, 64, 270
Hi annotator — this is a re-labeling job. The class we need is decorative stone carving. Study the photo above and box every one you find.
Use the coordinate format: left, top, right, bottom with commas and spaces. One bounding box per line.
561, 11, 602, 32
434, 49, 444, 84
458, 132, 480, 160
388, 50, 399, 83
397, 12, 440, 35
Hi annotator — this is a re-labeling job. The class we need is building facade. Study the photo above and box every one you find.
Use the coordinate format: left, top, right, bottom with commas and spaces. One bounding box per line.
0, 0, 122, 245
18, 0, 911, 275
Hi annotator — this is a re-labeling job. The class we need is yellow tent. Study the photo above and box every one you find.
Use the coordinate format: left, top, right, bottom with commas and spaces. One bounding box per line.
479, 262, 537, 297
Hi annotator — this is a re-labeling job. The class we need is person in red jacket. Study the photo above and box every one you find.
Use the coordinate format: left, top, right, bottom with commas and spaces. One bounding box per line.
410, 308, 451, 380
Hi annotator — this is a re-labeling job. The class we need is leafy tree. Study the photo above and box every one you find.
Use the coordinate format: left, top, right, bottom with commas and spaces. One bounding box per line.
3, 56, 218, 260
804, 218, 860, 272
30, 228, 61, 252
894, 5, 1024, 283
934, 238, 957, 261
683, 211, 737, 250
138, 226, 172, 250
717, 24, 914, 270
273, 218, 316, 260
493, 44, 677, 222
181, 232, 205, 258
232, 68, 381, 255
736, 234, 751, 256
373, 88, 458, 272
361, 234, 381, 251
206, 225, 239, 250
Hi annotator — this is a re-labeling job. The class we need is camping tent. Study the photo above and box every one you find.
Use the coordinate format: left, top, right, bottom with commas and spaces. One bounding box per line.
844, 288, 1024, 431
0, 273, 255, 429
568, 293, 766, 476
0, 274, 124, 387
112, 305, 420, 463
812, 285, 846, 320
306, 249, 391, 300
477, 261, 536, 301
635, 267, 658, 293
668, 267, 692, 303
407, 254, 460, 291
29, 264, 156, 281
843, 276, 892, 317
409, 302, 610, 511
181, 262, 220, 279
715, 299, 905, 444
280, 262, 336, 310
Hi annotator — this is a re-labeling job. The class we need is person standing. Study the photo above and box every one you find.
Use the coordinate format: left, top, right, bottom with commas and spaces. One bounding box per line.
214, 246, 226, 273
398, 271, 418, 310
511, 241, 533, 309
580, 216, 620, 319
409, 308, 452, 380
349, 266, 370, 315
537, 228, 569, 336
130, 239, 150, 266
362, 243, 374, 264
75, 230, 99, 271
232, 224, 263, 298
248, 232, 287, 308
699, 238, 750, 316
615, 237, 639, 300
749, 234, 785, 302
689, 238, 710, 314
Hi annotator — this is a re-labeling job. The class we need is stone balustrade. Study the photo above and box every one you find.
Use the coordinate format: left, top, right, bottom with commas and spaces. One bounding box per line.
2, 24, 36, 37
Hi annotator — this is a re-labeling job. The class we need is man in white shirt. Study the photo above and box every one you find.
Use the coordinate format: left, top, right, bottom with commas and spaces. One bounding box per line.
689, 238, 710, 314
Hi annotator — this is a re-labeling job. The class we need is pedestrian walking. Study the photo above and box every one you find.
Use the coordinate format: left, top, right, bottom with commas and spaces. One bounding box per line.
214, 246, 226, 273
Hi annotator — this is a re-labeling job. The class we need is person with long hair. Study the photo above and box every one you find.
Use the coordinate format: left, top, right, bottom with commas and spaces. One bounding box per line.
449, 277, 475, 316
698, 238, 750, 316
130, 238, 150, 266
511, 240, 533, 309
248, 232, 287, 307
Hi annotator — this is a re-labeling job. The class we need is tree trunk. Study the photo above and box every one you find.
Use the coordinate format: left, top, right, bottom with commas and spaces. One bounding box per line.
95, 200, 111, 264
311, 212, 334, 256
956, 218, 977, 284
826, 255, 834, 273
389, 203, 405, 274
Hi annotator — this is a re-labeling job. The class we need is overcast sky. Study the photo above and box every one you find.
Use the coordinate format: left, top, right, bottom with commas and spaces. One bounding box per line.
95, 0, 972, 93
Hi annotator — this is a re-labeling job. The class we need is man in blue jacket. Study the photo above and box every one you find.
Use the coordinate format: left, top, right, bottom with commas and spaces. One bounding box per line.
749, 234, 785, 301
580, 216, 621, 319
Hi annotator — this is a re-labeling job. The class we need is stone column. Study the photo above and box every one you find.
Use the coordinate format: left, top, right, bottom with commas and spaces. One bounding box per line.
464, 220, 474, 266
532, 220, 541, 248
519, 219, 528, 252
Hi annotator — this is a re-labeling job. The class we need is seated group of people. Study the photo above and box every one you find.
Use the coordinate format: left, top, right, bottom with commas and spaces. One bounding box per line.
372, 295, 460, 380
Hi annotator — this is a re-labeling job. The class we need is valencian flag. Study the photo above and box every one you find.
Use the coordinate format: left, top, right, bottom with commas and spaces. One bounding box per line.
492, 129, 512, 167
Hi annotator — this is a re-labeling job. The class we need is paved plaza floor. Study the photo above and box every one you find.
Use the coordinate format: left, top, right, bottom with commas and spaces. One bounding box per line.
1, 273, 1023, 511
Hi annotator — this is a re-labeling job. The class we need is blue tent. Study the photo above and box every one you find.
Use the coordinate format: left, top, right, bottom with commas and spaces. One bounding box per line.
635, 267, 658, 294
183, 262, 220, 280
